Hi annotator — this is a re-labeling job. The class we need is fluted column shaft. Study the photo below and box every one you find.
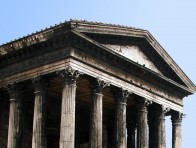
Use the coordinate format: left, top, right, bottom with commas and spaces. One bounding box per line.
32, 76, 47, 148
137, 98, 151, 148
113, 88, 129, 148
58, 66, 82, 148
171, 112, 182, 148
89, 78, 109, 148
7, 83, 23, 148
157, 107, 169, 148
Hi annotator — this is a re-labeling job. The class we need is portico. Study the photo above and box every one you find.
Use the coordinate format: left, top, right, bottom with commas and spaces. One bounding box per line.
0, 20, 195, 148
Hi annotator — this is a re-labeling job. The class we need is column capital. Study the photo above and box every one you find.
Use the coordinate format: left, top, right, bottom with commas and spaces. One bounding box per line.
158, 106, 170, 119
90, 77, 110, 94
171, 111, 183, 124
137, 98, 152, 110
31, 75, 49, 93
113, 88, 130, 104
6, 83, 23, 101
57, 66, 83, 86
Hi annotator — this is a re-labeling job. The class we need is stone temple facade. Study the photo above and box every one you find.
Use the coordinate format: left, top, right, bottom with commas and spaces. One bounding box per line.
0, 20, 195, 148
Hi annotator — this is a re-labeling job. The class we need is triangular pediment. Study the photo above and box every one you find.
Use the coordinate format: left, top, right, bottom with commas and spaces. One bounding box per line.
0, 20, 195, 94
103, 44, 163, 74
71, 27, 195, 94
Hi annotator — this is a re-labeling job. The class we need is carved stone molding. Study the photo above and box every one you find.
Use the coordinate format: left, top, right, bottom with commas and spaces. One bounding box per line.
90, 77, 110, 94
57, 66, 83, 86
0, 48, 70, 79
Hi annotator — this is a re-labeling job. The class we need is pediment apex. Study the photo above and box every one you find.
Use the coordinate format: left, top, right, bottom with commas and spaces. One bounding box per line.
0, 20, 195, 94
71, 28, 195, 94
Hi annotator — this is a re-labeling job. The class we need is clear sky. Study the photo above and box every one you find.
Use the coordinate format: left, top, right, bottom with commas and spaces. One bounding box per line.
0, 0, 195, 147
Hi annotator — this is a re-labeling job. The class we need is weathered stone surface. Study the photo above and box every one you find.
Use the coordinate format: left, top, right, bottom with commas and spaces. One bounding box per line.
113, 88, 129, 148
171, 112, 183, 148
6, 83, 23, 148
157, 106, 170, 148
58, 66, 82, 148
32, 76, 48, 148
0, 20, 195, 148
89, 78, 109, 148
137, 98, 152, 148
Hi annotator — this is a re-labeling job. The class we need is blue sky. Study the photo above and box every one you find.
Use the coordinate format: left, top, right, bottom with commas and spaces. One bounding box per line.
1, 0, 195, 147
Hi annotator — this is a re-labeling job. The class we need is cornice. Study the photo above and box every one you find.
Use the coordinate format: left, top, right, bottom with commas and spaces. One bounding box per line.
0, 19, 195, 93
70, 30, 193, 96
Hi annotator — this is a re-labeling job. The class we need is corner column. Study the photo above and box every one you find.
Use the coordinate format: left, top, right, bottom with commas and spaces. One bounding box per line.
31, 76, 48, 148
89, 78, 109, 148
58, 66, 82, 148
7, 83, 23, 148
157, 106, 170, 148
113, 88, 129, 148
171, 112, 183, 148
137, 98, 152, 148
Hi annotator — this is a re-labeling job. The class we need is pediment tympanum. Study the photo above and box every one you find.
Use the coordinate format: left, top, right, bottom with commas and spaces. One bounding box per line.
103, 44, 163, 74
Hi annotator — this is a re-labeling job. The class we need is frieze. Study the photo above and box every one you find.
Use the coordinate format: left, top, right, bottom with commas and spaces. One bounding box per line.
70, 34, 190, 97
73, 49, 183, 105
0, 48, 70, 79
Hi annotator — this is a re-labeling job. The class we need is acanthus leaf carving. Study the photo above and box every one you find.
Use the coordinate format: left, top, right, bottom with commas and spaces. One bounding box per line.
90, 77, 110, 94
57, 66, 83, 86
113, 87, 130, 104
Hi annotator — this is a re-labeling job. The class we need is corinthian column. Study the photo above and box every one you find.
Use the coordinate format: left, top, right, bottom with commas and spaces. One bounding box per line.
113, 88, 129, 148
58, 66, 82, 148
89, 78, 109, 148
157, 106, 170, 148
171, 112, 183, 148
7, 83, 23, 148
31, 76, 48, 148
137, 98, 152, 148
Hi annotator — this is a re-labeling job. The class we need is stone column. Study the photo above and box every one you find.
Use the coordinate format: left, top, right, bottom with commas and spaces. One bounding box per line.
137, 98, 152, 148
171, 112, 183, 148
31, 76, 48, 148
89, 78, 109, 148
113, 88, 129, 148
7, 83, 23, 148
157, 106, 170, 148
58, 66, 82, 148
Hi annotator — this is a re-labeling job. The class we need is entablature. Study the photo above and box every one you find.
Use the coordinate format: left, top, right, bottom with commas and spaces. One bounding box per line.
0, 30, 192, 98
